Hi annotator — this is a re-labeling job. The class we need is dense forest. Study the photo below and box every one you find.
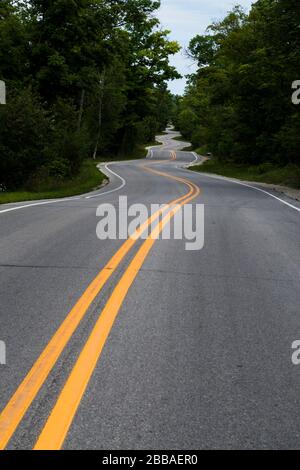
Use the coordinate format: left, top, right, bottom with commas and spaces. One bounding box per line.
1, 0, 299, 194
0, 0, 179, 191
175, 0, 299, 176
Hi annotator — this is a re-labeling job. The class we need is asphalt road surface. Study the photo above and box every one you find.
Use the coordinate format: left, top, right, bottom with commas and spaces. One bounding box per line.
0, 129, 300, 450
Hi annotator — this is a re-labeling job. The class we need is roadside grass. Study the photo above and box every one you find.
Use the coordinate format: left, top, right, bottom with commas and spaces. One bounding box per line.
181, 144, 195, 151
191, 159, 300, 189
169, 134, 195, 151
0, 159, 107, 204
147, 139, 163, 147
0, 140, 162, 205
172, 134, 185, 142
156, 131, 168, 136
97, 140, 162, 162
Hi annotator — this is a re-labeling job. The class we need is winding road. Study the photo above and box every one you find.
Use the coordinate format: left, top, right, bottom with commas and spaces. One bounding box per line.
0, 129, 300, 450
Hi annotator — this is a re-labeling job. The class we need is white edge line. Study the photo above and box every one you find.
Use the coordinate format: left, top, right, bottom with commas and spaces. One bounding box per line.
146, 147, 155, 159
175, 151, 199, 170
192, 152, 199, 164
0, 163, 126, 213
85, 163, 126, 199
146, 139, 166, 159
0, 196, 81, 215
197, 172, 300, 213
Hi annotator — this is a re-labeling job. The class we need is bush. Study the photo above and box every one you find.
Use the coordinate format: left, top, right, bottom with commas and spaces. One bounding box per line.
139, 116, 159, 143
177, 109, 199, 140
275, 113, 300, 165
0, 88, 49, 190
0, 90, 91, 191
46, 99, 89, 174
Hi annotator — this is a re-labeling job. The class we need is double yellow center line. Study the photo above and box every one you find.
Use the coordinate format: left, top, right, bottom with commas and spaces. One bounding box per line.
0, 152, 200, 449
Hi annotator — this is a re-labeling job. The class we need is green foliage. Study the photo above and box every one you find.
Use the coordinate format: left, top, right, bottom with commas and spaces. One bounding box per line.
0, 88, 49, 190
188, 35, 218, 68
0, 159, 106, 203
0, 0, 180, 191
175, 0, 300, 179
0, 1, 30, 85
177, 109, 199, 139
192, 160, 300, 190
45, 99, 89, 175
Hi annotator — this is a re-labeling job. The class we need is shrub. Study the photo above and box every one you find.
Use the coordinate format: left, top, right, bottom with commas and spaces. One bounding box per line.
0, 88, 49, 190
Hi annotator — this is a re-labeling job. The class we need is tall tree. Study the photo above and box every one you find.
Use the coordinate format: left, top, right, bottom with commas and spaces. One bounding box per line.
175, 1, 300, 166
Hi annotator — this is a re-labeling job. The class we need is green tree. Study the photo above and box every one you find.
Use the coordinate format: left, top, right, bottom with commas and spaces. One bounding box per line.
176, 1, 300, 170
0, 0, 181, 188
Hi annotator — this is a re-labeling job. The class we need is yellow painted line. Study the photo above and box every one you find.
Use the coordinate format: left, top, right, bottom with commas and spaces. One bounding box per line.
0, 165, 196, 450
34, 180, 201, 450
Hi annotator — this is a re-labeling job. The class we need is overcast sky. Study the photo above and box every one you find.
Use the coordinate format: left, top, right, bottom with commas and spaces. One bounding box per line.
158, 0, 255, 95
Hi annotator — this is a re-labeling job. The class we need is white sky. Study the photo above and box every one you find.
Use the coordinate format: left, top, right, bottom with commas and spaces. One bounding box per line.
158, 0, 255, 94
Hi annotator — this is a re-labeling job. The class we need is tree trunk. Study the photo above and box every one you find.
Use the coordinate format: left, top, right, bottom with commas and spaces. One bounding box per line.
77, 89, 85, 131
93, 71, 106, 160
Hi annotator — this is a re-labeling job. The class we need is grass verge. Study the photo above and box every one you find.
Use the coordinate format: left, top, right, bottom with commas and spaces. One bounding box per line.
97, 140, 162, 162
191, 159, 300, 189
0, 140, 162, 205
182, 145, 195, 151
0, 159, 107, 205
170, 134, 195, 152
172, 134, 185, 142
